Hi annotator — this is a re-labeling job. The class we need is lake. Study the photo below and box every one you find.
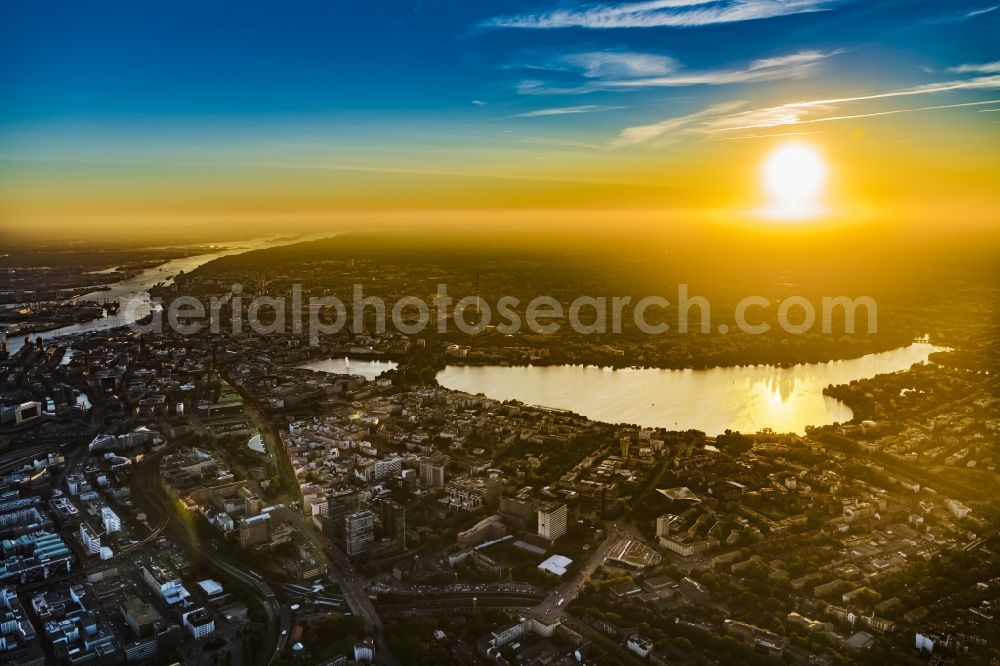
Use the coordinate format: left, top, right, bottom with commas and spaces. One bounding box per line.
435, 342, 945, 435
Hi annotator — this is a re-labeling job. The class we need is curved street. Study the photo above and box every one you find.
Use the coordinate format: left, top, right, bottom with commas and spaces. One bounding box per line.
129, 451, 290, 666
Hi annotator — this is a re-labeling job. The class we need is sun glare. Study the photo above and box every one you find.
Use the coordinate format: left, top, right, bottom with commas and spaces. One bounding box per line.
761, 143, 827, 220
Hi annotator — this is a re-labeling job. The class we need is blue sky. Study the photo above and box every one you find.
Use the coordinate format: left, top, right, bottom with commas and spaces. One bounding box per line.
0, 1, 998, 236
2, 1, 997, 121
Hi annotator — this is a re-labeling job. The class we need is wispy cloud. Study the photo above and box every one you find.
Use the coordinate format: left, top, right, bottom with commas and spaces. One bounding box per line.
482, 0, 835, 30
704, 99, 1000, 133
514, 104, 626, 117
471, 99, 487, 106
948, 61, 1000, 74
601, 50, 834, 88
613, 100, 746, 146
561, 51, 679, 79
614, 73, 1000, 144
518, 50, 836, 95
700, 74, 1000, 132
921, 3, 998, 25
965, 4, 998, 18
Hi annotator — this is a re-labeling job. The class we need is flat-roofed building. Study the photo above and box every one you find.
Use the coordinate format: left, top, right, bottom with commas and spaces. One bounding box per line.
100, 507, 121, 534
80, 522, 102, 556
121, 596, 160, 639
182, 608, 215, 640
326, 489, 360, 540
141, 566, 190, 606
238, 513, 271, 548
345, 510, 374, 556
537, 554, 573, 577
419, 455, 447, 488
724, 619, 788, 657
378, 500, 405, 553
537, 502, 568, 541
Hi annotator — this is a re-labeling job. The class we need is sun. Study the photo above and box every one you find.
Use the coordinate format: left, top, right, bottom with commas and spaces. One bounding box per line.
761, 142, 827, 220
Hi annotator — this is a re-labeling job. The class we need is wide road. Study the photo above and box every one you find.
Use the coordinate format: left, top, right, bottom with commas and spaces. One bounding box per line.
531, 522, 626, 623
323, 542, 401, 666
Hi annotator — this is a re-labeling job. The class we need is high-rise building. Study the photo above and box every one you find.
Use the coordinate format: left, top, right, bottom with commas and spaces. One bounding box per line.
499, 491, 535, 531
374, 457, 403, 480
399, 468, 417, 489
345, 510, 375, 557
620, 436, 631, 459
419, 455, 447, 488
101, 507, 121, 534
80, 522, 102, 555
327, 489, 361, 540
656, 515, 671, 540
182, 608, 215, 640
238, 513, 271, 548
142, 565, 191, 606
485, 473, 504, 508
537, 502, 568, 541
354, 638, 375, 663
379, 499, 406, 552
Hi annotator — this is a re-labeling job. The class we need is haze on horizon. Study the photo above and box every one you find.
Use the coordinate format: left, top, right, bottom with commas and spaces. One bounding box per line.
0, 0, 998, 244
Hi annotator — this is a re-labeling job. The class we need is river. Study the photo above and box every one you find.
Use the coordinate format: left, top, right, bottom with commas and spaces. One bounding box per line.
5, 233, 333, 355
436, 342, 945, 435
